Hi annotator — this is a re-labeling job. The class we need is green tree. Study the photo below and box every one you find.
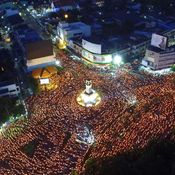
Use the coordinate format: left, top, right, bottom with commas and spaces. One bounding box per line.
171, 64, 175, 72
71, 170, 78, 175
0, 97, 24, 124
85, 158, 97, 175
12, 103, 25, 117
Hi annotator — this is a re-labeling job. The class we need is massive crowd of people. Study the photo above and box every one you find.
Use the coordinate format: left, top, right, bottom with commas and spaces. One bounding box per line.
0, 50, 174, 174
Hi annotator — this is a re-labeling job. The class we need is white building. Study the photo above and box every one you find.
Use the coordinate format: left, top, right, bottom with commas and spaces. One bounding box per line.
0, 81, 20, 97
68, 37, 124, 65
57, 22, 91, 44
142, 33, 175, 70
142, 46, 175, 70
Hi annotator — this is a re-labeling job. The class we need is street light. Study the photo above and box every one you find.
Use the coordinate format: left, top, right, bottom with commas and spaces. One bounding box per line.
55, 60, 60, 66
113, 55, 122, 65
64, 14, 68, 19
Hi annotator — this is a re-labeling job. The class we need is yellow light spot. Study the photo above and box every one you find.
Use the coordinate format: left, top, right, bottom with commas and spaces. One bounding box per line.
64, 14, 68, 19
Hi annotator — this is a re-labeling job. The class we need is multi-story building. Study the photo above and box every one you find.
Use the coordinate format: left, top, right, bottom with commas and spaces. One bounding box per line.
57, 22, 91, 48
56, 9, 175, 65
68, 32, 151, 65
142, 45, 175, 70
57, 22, 91, 42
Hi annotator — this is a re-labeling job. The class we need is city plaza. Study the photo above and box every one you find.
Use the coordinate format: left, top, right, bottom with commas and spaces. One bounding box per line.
0, 49, 174, 174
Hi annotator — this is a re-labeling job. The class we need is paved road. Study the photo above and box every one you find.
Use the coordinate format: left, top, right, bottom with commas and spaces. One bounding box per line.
18, 4, 50, 40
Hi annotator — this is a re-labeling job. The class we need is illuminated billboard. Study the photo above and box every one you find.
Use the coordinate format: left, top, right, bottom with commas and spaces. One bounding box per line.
82, 50, 112, 64
151, 33, 167, 50
82, 39, 101, 54
40, 78, 50, 85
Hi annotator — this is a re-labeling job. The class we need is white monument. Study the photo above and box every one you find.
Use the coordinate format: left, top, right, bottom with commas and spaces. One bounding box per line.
77, 80, 101, 107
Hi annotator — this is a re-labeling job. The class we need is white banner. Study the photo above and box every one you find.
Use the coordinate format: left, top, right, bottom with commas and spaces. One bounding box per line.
82, 39, 101, 54
40, 78, 49, 85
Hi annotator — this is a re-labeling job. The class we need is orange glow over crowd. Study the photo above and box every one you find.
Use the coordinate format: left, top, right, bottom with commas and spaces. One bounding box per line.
0, 51, 174, 174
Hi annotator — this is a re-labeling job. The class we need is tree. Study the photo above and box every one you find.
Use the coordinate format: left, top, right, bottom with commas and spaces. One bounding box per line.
84, 139, 175, 175
71, 170, 78, 175
85, 158, 97, 175
12, 104, 25, 117
0, 97, 25, 124
171, 64, 175, 72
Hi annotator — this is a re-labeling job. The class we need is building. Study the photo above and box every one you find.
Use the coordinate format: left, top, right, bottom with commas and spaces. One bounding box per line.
51, 0, 78, 11
142, 33, 175, 70
26, 40, 56, 71
142, 45, 175, 70
5, 8, 19, 17
56, 10, 175, 65
12, 24, 42, 60
68, 27, 175, 66
92, 0, 104, 7
0, 81, 20, 97
0, 49, 16, 81
0, 49, 20, 97
57, 22, 91, 46
81, 38, 115, 64
14, 24, 41, 44
7, 14, 24, 27
68, 36, 128, 65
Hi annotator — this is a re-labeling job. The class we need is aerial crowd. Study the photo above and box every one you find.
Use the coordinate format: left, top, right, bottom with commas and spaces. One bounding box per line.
0, 51, 174, 175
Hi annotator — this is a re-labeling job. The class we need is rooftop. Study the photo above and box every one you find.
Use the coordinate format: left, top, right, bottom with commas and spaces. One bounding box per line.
148, 45, 175, 54
112, 11, 144, 24
52, 0, 76, 7
74, 30, 154, 54
60, 22, 90, 31
14, 25, 41, 43
0, 88, 9, 95
7, 14, 24, 26
0, 80, 15, 88
26, 40, 53, 60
